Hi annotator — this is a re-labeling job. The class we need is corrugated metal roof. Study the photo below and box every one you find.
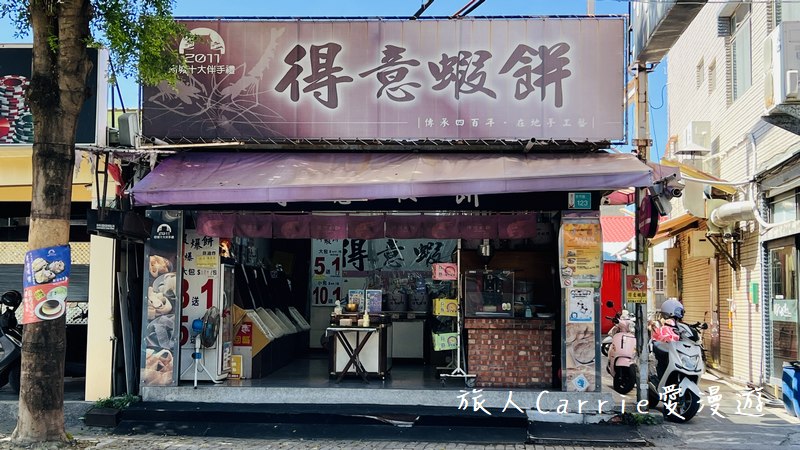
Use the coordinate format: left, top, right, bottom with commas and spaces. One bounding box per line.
601, 215, 634, 243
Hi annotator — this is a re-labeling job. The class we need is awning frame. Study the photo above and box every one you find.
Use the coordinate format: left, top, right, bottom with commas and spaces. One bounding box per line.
650, 213, 702, 246
131, 151, 657, 207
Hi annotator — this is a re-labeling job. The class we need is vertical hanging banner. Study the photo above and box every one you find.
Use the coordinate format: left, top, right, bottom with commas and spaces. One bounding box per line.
560, 212, 602, 392
310, 239, 344, 306
21, 245, 70, 324
141, 210, 183, 387
180, 230, 222, 380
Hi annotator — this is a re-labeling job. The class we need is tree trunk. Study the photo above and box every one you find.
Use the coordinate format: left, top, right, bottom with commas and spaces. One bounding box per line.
12, 0, 92, 443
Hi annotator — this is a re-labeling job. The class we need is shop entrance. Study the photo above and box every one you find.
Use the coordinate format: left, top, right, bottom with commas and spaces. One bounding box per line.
177, 213, 562, 391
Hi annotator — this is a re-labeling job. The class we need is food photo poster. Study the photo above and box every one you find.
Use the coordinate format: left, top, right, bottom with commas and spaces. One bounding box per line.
22, 245, 70, 324
140, 210, 183, 387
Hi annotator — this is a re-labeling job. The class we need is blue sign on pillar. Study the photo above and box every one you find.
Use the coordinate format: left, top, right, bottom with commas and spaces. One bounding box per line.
568, 192, 592, 210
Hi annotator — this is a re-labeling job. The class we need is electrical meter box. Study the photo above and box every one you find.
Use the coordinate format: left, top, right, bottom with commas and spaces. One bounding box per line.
689, 230, 715, 258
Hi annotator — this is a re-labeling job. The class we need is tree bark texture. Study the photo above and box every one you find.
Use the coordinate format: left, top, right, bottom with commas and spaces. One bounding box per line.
12, 0, 92, 443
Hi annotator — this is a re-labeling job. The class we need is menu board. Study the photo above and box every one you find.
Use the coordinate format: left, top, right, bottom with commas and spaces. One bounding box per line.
560, 212, 602, 392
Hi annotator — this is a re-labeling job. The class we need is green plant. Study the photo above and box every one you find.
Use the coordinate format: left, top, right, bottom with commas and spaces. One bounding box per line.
619, 412, 659, 426
95, 394, 140, 410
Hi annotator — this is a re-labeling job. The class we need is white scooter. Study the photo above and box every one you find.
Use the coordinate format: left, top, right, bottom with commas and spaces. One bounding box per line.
647, 298, 707, 423
605, 308, 637, 394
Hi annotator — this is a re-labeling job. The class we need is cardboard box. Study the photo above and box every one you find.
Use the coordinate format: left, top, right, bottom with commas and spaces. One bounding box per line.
234, 316, 270, 356
232, 347, 253, 379
433, 298, 459, 317
232, 304, 247, 328
432, 332, 459, 351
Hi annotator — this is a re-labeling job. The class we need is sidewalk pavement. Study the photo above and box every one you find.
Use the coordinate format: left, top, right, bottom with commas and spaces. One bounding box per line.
1, 370, 799, 450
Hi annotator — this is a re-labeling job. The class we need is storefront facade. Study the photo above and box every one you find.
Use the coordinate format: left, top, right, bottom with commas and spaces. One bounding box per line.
758, 156, 800, 386
104, 16, 663, 409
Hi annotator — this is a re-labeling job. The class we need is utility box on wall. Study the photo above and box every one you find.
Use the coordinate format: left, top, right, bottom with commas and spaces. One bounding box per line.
689, 231, 715, 258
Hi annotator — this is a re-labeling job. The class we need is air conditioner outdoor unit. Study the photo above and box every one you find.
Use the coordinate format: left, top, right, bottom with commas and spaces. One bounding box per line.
676, 121, 711, 161
764, 21, 800, 110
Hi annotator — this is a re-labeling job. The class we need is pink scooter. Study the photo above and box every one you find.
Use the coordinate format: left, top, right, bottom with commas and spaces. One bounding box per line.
606, 308, 637, 394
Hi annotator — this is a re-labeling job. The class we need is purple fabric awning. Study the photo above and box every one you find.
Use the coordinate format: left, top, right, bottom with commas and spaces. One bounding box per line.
130, 152, 654, 206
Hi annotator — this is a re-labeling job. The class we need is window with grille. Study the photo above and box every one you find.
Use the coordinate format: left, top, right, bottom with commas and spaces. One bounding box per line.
777, 0, 800, 24
769, 189, 799, 222
730, 5, 752, 101
696, 58, 705, 89
654, 265, 665, 293
708, 59, 716, 94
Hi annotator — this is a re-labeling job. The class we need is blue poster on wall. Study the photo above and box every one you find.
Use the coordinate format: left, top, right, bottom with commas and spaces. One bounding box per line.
22, 245, 71, 324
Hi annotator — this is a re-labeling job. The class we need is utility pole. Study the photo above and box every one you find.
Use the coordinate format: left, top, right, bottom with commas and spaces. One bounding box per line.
587, 0, 595, 15
633, 64, 651, 406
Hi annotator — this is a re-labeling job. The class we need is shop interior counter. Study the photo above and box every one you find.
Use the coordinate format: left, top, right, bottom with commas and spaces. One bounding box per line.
464, 317, 554, 388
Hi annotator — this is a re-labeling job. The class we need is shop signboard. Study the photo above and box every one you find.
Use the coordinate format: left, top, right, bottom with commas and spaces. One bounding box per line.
142, 18, 624, 142
140, 210, 183, 387
0, 46, 105, 145
772, 298, 798, 323
626, 274, 647, 304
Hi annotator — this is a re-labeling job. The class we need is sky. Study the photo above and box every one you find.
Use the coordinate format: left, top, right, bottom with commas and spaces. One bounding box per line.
0, 0, 668, 159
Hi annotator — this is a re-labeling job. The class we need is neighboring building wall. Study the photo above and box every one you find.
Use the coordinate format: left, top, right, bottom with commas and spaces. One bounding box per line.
732, 222, 763, 384
666, 2, 785, 384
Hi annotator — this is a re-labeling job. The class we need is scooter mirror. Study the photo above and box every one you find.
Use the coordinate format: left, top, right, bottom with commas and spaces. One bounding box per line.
701, 323, 709, 330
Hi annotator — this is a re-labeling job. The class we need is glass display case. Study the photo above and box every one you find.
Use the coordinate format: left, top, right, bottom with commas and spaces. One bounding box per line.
464, 270, 514, 317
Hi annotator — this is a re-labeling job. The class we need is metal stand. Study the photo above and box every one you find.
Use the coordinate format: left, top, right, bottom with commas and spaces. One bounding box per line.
180, 338, 223, 388
438, 240, 477, 387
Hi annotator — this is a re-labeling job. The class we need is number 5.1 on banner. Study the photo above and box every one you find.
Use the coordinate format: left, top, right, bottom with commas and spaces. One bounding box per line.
312, 254, 341, 278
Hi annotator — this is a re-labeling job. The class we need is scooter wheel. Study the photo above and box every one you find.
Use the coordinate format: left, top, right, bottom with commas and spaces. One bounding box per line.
663, 388, 700, 423
9, 361, 20, 394
613, 365, 636, 395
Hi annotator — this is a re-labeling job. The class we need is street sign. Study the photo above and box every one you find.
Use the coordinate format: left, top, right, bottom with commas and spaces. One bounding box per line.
568, 192, 591, 209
